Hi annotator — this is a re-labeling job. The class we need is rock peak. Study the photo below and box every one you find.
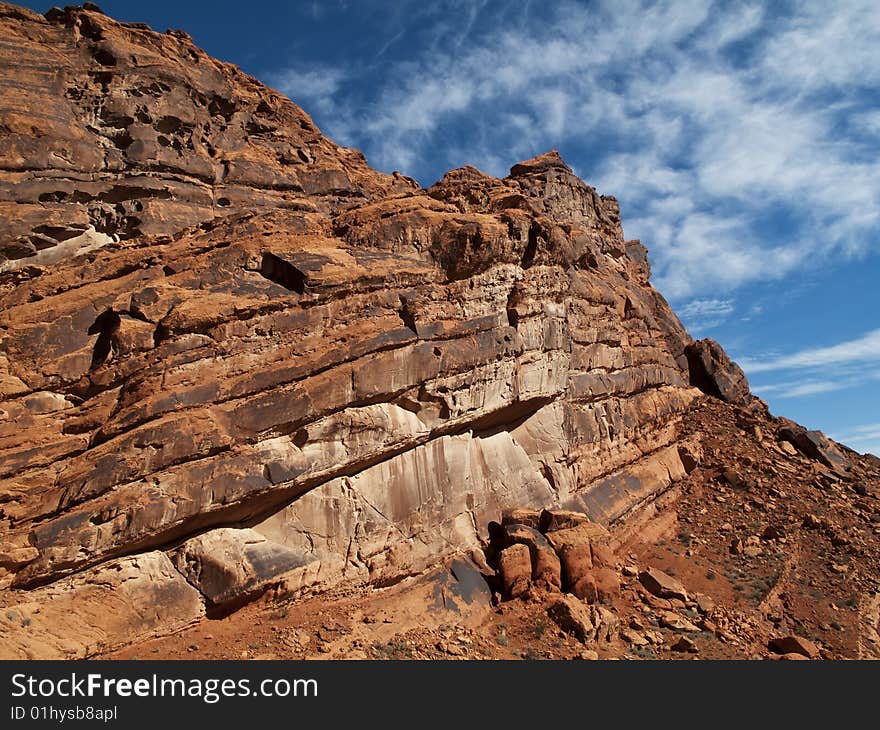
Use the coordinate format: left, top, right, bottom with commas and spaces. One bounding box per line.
509, 149, 573, 177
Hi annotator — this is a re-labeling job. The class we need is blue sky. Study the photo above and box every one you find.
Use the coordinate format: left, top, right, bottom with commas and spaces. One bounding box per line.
22, 1, 880, 454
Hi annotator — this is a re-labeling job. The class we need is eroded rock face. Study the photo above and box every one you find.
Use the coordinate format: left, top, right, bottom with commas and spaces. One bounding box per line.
0, 3, 756, 654
0, 551, 203, 659
0, 3, 413, 272
685, 338, 752, 406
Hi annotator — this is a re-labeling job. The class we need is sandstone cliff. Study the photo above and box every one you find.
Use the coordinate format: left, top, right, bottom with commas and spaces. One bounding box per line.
3, 4, 871, 660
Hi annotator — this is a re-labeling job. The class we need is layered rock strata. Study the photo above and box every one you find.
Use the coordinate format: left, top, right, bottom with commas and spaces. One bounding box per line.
0, 3, 756, 656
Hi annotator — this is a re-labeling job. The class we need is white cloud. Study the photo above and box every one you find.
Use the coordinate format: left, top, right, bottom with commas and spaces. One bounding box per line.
265, 0, 880, 300
740, 328, 880, 373
266, 67, 347, 116
679, 298, 735, 320
678, 297, 735, 332
830, 422, 880, 456
752, 380, 847, 399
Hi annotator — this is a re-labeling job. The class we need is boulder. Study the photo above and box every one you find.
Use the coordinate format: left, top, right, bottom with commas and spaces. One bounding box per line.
660, 611, 700, 632
502, 523, 561, 591
498, 544, 532, 599
639, 567, 689, 602
547, 594, 595, 643
670, 635, 698, 653
172, 528, 315, 610
590, 542, 616, 569
558, 544, 593, 595
570, 573, 599, 603
779, 427, 850, 471
545, 522, 610, 553
768, 635, 820, 659
592, 567, 621, 603
547, 594, 619, 644
501, 508, 542, 530
538, 508, 590, 533
685, 338, 752, 406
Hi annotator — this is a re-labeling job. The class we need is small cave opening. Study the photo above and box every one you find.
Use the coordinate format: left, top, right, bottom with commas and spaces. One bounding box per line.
292, 428, 309, 449
521, 223, 540, 269
259, 252, 306, 294
684, 344, 723, 400
397, 294, 418, 334
92, 48, 117, 67
87, 308, 121, 370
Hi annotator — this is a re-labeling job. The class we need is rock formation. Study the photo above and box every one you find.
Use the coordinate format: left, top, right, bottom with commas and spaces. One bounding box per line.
1, 4, 876, 660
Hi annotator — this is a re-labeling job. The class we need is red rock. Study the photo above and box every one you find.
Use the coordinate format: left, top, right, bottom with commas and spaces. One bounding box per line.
558, 544, 593, 593
0, 1, 868, 662
779, 427, 850, 471
502, 508, 542, 529
769, 635, 820, 659
547, 594, 596, 643
638, 567, 689, 602
502, 524, 561, 591
685, 338, 752, 406
592, 567, 620, 603
590, 543, 616, 569
498, 544, 532, 599
670, 635, 698, 653
538, 508, 589, 533
570, 574, 599, 603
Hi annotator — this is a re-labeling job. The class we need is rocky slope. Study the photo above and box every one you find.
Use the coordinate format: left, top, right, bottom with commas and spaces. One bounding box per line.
0, 3, 876, 660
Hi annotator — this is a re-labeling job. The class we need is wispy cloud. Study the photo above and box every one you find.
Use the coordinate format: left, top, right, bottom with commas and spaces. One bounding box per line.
679, 298, 734, 320
741, 328, 880, 373
678, 297, 735, 332
830, 422, 880, 456
264, 0, 880, 301
752, 380, 848, 399
266, 66, 347, 116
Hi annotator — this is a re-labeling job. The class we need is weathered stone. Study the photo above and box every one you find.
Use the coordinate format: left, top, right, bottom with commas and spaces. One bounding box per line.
592, 605, 619, 644
769, 635, 820, 659
761, 524, 785, 541
501, 508, 542, 529
695, 593, 716, 614
448, 558, 493, 606
0, 552, 204, 659
172, 528, 315, 609
660, 611, 700, 632
538, 508, 589, 533
570, 573, 599, 603
547, 594, 595, 643
592, 567, 621, 603
621, 628, 649, 647
779, 440, 799, 456
545, 522, 611, 553
498, 544, 532, 599
779, 427, 850, 471
0, 5, 414, 271
685, 338, 752, 406
670, 635, 698, 653
0, 2, 827, 660
590, 543, 616, 569
558, 544, 593, 594
639, 567, 689, 602
501, 523, 561, 591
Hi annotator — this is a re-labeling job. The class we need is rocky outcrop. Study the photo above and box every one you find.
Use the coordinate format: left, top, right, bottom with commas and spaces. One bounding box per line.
778, 426, 850, 472
0, 3, 766, 656
685, 338, 752, 406
0, 551, 203, 659
0, 3, 413, 273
